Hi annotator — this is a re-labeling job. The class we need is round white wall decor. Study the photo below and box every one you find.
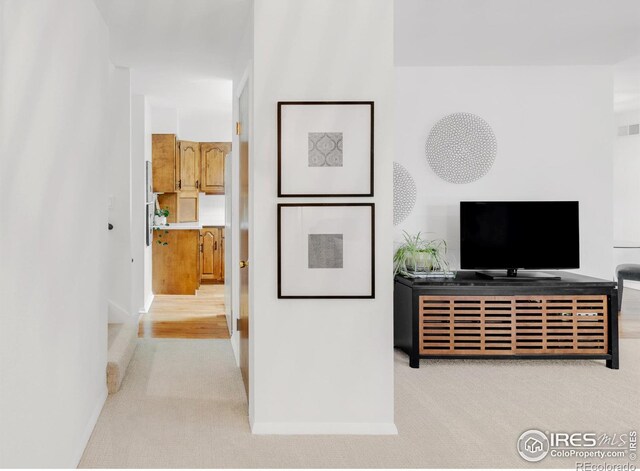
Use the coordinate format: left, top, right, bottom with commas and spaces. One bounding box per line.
425, 112, 497, 184
393, 162, 417, 226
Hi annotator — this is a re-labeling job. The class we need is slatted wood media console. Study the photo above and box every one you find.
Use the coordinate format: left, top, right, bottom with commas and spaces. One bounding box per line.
394, 272, 619, 369
419, 295, 608, 355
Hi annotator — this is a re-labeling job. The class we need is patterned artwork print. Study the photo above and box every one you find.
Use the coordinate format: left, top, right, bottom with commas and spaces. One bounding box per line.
425, 112, 497, 184
308, 234, 344, 269
393, 162, 417, 226
308, 132, 343, 167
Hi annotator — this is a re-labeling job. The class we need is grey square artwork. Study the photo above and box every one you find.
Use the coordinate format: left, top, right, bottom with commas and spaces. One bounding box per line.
308, 234, 343, 269
308, 132, 343, 167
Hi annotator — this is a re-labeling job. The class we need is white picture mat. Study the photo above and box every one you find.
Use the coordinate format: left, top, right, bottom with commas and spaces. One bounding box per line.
280, 205, 373, 296
280, 104, 372, 195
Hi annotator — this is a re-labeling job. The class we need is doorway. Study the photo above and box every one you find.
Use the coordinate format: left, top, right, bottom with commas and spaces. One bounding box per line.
238, 77, 250, 393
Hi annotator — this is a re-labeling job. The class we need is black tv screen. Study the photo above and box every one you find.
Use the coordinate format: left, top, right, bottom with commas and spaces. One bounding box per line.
460, 201, 579, 270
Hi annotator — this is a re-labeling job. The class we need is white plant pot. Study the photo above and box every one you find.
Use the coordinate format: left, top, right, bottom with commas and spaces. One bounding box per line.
154, 215, 167, 226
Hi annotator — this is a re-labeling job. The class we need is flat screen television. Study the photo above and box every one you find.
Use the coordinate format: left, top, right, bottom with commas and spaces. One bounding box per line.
460, 201, 579, 280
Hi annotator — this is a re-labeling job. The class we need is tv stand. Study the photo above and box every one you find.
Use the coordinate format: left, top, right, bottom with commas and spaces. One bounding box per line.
476, 269, 561, 281
394, 271, 619, 369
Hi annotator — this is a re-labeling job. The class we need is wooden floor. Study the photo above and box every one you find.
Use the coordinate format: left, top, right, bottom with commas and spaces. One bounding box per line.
139, 284, 230, 339
621, 286, 640, 339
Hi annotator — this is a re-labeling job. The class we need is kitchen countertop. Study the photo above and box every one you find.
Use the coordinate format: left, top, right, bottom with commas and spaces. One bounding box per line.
153, 223, 224, 230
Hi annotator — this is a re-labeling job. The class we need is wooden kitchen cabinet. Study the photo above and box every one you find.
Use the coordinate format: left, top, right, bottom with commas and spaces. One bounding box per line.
200, 142, 230, 194
152, 134, 177, 192
156, 192, 198, 224
200, 227, 224, 283
152, 230, 200, 295
177, 140, 200, 191
177, 191, 199, 223
156, 193, 178, 223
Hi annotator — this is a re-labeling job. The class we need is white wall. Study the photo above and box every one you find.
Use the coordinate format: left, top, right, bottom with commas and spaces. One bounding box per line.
251, 0, 395, 433
131, 95, 153, 313
150, 105, 178, 134
178, 108, 232, 142
0, 0, 110, 466
107, 66, 134, 322
613, 109, 640, 288
199, 194, 226, 226
395, 66, 614, 279
614, 109, 640, 243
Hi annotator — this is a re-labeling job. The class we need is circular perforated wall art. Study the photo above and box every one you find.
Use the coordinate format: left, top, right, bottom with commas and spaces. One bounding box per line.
393, 162, 417, 226
425, 112, 497, 184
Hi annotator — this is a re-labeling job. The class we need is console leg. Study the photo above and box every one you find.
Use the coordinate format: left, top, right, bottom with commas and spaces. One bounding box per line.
410, 354, 420, 369
606, 355, 619, 370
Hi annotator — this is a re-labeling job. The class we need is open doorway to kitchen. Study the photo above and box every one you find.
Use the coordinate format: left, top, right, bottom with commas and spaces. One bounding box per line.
100, 0, 251, 399
138, 130, 232, 340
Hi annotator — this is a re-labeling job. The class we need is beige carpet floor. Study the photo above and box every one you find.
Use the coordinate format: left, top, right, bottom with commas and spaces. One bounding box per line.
80, 338, 640, 469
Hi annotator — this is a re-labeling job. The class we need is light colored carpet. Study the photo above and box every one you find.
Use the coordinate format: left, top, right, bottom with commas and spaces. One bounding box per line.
80, 339, 640, 468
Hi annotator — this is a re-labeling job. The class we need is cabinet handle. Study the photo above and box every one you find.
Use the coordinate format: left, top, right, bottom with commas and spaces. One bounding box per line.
200, 244, 203, 253
178, 179, 181, 190
214, 241, 218, 250
196, 180, 199, 189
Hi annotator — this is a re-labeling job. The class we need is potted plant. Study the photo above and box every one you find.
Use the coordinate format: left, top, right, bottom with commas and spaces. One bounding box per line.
394, 231, 452, 276
154, 207, 169, 226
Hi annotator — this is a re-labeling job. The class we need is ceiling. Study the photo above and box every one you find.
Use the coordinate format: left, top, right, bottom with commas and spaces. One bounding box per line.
130, 68, 232, 110
395, 0, 640, 66
94, 0, 251, 79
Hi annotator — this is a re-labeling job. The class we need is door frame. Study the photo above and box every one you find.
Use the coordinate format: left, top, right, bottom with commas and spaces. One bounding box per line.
231, 64, 252, 413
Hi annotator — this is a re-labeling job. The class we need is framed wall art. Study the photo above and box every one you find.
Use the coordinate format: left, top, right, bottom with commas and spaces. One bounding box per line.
278, 203, 375, 299
277, 101, 374, 197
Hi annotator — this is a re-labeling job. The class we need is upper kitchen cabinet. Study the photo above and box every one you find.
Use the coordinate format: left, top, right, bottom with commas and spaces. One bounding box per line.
200, 142, 231, 194
152, 134, 177, 193
177, 140, 200, 192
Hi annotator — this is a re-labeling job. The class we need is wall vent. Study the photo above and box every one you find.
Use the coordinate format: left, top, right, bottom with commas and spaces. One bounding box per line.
618, 123, 640, 136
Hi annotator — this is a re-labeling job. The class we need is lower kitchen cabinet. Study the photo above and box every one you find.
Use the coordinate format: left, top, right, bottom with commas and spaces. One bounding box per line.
200, 227, 224, 283
152, 229, 200, 295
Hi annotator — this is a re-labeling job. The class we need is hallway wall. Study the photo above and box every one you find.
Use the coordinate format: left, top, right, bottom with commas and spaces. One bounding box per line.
107, 66, 134, 322
0, 0, 111, 466
251, 0, 395, 433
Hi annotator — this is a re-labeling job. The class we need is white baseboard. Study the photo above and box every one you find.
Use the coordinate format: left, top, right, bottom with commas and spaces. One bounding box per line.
251, 421, 398, 435
230, 330, 240, 367
73, 386, 107, 467
623, 280, 640, 291
139, 294, 154, 314
107, 300, 130, 324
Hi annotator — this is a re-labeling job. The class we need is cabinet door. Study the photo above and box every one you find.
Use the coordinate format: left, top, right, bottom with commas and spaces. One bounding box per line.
178, 141, 200, 191
200, 142, 230, 194
152, 134, 176, 192
218, 228, 225, 282
200, 229, 216, 281
178, 191, 199, 222
212, 228, 223, 282
153, 230, 199, 295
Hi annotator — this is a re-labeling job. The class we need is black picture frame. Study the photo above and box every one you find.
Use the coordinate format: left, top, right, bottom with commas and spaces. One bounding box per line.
277, 203, 375, 299
277, 101, 374, 197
